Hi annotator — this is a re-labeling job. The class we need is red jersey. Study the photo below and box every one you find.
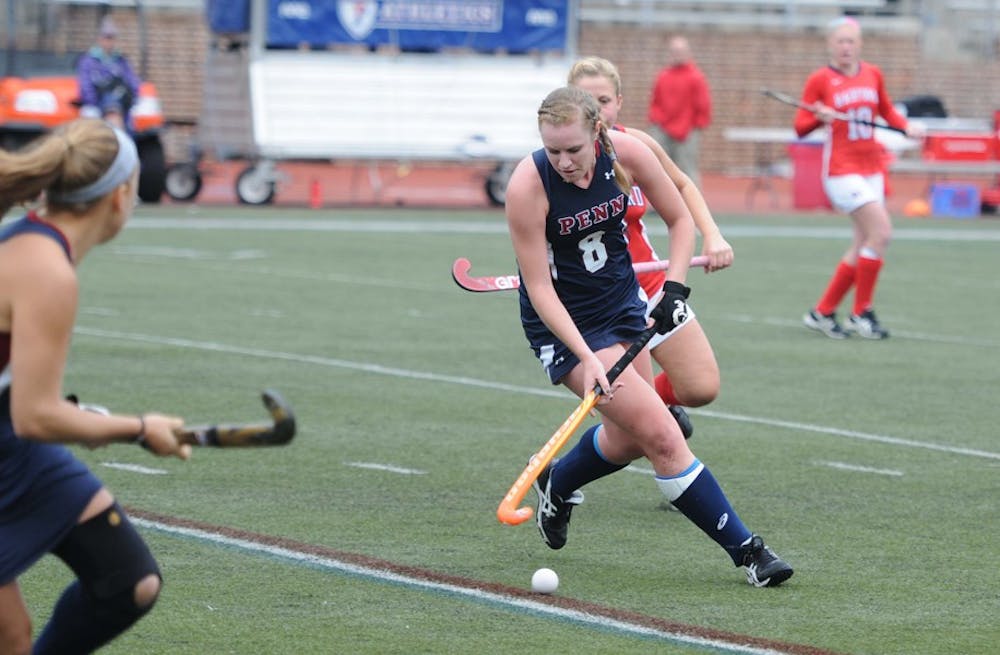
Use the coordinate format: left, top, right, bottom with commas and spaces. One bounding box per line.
613, 125, 665, 299
794, 62, 907, 176
647, 62, 712, 141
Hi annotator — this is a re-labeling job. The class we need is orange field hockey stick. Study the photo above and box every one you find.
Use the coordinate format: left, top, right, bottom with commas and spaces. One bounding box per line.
497, 322, 662, 525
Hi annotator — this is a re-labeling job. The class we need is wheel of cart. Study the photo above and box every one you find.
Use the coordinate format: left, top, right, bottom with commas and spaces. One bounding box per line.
485, 161, 515, 206
235, 160, 279, 205
165, 161, 203, 202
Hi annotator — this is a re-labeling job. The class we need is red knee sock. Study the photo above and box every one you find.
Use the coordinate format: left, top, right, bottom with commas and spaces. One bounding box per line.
815, 261, 857, 316
853, 256, 883, 315
654, 372, 679, 405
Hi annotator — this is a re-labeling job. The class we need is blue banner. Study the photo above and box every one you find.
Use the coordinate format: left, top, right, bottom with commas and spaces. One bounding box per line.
266, 0, 568, 52
206, 0, 251, 34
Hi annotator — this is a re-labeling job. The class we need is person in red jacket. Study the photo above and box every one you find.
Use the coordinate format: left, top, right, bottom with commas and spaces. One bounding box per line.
796, 17, 925, 340
647, 36, 712, 188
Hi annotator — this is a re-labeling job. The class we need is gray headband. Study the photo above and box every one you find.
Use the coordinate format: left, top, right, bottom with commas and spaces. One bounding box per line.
48, 126, 139, 204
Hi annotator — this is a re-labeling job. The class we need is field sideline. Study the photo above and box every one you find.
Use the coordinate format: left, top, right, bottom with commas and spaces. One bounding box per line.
17, 205, 1000, 654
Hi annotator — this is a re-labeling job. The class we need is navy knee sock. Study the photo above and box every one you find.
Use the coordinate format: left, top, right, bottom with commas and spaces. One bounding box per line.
657, 460, 752, 565
33, 580, 153, 654
550, 425, 627, 499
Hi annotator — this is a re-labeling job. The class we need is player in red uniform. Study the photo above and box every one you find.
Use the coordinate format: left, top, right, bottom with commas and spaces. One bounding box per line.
568, 57, 733, 435
796, 17, 924, 339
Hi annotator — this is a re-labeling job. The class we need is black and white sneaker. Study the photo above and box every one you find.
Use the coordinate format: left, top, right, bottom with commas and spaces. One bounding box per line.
533, 459, 584, 550
803, 309, 849, 339
668, 405, 694, 440
740, 534, 794, 587
846, 309, 890, 339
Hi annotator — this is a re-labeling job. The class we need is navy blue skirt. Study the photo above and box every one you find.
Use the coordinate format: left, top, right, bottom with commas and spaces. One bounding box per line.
1, 395, 103, 584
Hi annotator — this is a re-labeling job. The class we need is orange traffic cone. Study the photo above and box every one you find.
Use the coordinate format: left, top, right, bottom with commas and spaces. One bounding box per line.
309, 178, 322, 209
903, 197, 930, 217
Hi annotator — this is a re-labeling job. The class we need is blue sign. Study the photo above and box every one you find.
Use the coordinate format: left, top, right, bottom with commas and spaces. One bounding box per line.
206, 0, 251, 33
266, 0, 568, 52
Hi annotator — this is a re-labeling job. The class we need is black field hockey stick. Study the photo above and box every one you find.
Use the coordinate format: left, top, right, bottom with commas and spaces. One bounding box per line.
174, 389, 296, 447
760, 87, 908, 135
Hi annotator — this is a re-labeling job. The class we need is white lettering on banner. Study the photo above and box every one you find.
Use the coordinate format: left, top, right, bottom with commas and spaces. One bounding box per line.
378, 1, 502, 32
944, 141, 989, 154
526, 8, 558, 27
277, 1, 312, 20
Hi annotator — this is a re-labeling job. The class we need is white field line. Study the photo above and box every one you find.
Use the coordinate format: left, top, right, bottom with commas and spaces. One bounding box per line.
344, 461, 427, 475
127, 216, 1000, 242
813, 461, 904, 477
717, 314, 1000, 348
132, 260, 444, 293
73, 327, 1000, 462
73, 326, 566, 399
101, 461, 169, 475
108, 247, 1000, 347
691, 408, 998, 460
131, 516, 794, 655
620, 461, 904, 478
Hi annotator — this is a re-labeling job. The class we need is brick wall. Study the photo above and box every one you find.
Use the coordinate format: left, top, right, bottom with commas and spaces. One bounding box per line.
580, 24, 1000, 172
20, 8, 997, 171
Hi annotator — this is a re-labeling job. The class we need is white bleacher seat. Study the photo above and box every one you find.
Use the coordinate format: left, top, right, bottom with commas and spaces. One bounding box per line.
249, 52, 570, 162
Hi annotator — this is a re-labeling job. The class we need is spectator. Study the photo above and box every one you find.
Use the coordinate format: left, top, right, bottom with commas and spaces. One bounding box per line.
647, 36, 712, 188
76, 16, 141, 131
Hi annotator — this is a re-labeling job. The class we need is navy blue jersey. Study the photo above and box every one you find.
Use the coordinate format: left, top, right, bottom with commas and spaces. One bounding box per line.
518, 146, 648, 383
1, 214, 101, 584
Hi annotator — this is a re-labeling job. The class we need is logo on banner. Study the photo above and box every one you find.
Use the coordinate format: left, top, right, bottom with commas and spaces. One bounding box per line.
338, 1, 378, 40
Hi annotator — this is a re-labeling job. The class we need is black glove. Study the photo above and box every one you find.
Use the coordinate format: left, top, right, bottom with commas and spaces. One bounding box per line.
649, 280, 692, 334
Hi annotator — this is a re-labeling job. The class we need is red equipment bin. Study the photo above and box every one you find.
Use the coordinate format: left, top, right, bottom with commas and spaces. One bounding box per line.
922, 133, 996, 161
788, 142, 831, 210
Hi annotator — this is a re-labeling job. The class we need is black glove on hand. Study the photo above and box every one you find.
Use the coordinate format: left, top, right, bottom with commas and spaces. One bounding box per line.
649, 280, 692, 334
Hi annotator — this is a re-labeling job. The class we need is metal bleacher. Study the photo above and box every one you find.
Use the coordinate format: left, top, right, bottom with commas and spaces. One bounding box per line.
578, 0, 909, 29
248, 52, 568, 163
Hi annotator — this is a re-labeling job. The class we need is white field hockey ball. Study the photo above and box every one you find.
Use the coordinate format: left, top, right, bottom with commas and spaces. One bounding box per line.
531, 567, 559, 594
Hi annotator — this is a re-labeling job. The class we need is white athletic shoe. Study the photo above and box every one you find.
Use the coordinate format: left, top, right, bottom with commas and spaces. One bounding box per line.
846, 309, 890, 340
803, 309, 849, 339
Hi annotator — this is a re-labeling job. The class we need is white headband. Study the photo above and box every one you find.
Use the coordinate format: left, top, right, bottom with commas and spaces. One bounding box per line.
48, 126, 139, 204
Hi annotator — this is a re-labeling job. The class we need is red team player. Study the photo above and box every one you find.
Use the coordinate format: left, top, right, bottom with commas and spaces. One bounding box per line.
797, 17, 924, 339
568, 57, 733, 437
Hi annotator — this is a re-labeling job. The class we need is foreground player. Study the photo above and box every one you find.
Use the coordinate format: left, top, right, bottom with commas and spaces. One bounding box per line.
0, 118, 189, 654
569, 56, 733, 437
797, 16, 925, 339
506, 86, 793, 586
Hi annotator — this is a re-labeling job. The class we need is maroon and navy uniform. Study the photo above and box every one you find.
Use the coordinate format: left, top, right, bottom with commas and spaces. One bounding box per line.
0, 214, 103, 584
518, 146, 647, 384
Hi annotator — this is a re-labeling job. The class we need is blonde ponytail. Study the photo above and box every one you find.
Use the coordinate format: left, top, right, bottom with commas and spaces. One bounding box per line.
0, 118, 121, 217
538, 86, 632, 195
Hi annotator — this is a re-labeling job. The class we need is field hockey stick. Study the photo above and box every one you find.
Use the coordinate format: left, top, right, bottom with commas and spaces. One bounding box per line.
453, 255, 710, 293
496, 321, 661, 526
760, 87, 908, 136
174, 389, 296, 447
